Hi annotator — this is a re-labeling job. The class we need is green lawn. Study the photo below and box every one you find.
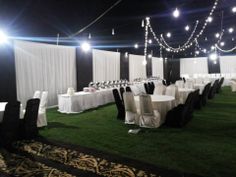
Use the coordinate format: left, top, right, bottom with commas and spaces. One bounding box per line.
40, 87, 236, 177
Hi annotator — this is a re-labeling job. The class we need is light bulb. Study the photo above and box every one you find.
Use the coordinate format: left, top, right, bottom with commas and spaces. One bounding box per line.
185, 25, 190, 31
166, 32, 171, 38
0, 30, 8, 44
81, 42, 91, 52
228, 27, 234, 33
173, 8, 180, 18
207, 16, 213, 23
215, 33, 220, 38
134, 43, 139, 49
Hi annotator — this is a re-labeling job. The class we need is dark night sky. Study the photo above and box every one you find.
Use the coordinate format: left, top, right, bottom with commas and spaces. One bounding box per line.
0, 0, 235, 56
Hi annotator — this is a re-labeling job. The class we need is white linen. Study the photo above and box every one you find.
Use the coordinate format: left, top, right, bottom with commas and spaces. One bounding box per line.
14, 40, 76, 107
58, 89, 114, 113
152, 57, 164, 79
92, 49, 120, 82
178, 88, 195, 104
37, 91, 48, 127
130, 83, 146, 95
180, 57, 208, 77
33, 91, 41, 99
194, 84, 206, 95
154, 84, 166, 95
123, 92, 139, 124
175, 80, 184, 88
220, 56, 236, 74
129, 54, 147, 81
134, 95, 174, 125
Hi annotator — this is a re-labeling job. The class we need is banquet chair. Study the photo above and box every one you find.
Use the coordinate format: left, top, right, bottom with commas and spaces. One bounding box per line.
208, 79, 219, 99
165, 85, 177, 108
183, 77, 186, 83
200, 83, 211, 106
119, 87, 125, 103
0, 101, 20, 149
165, 92, 195, 127
139, 94, 161, 128
216, 77, 224, 93
126, 86, 132, 92
33, 90, 41, 99
112, 89, 125, 120
162, 80, 167, 86
144, 83, 150, 94
150, 82, 155, 94
154, 84, 166, 95
123, 92, 139, 124
22, 98, 40, 139
37, 91, 48, 127
193, 89, 201, 109
175, 80, 184, 88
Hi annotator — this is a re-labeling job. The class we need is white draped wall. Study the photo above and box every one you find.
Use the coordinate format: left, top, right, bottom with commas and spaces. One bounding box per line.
220, 55, 236, 74
180, 57, 208, 76
152, 57, 164, 79
129, 54, 146, 81
92, 49, 120, 82
14, 40, 76, 107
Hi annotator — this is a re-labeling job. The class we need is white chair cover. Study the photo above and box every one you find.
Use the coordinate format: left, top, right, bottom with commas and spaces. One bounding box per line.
33, 90, 41, 99
123, 92, 139, 124
175, 80, 184, 88
230, 81, 236, 92
37, 91, 48, 127
154, 84, 166, 95
139, 94, 161, 128
165, 85, 178, 108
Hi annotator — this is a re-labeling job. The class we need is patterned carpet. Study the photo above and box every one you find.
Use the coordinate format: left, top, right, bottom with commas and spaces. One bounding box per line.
0, 138, 202, 177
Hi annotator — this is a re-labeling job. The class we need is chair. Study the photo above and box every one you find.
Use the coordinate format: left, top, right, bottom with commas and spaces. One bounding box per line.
144, 83, 149, 94
175, 80, 184, 88
123, 92, 139, 124
0, 101, 20, 149
200, 83, 211, 106
165, 85, 178, 108
183, 77, 186, 83
216, 77, 224, 93
193, 89, 201, 109
162, 80, 167, 86
154, 84, 166, 95
150, 82, 155, 94
119, 87, 125, 103
139, 94, 161, 128
208, 79, 219, 99
37, 91, 48, 127
22, 99, 40, 139
112, 89, 125, 120
126, 86, 132, 92
165, 92, 195, 127
33, 90, 41, 99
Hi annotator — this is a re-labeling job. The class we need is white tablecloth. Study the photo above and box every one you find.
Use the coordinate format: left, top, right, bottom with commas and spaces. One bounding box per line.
178, 88, 195, 104
58, 89, 114, 113
134, 95, 175, 124
194, 83, 206, 95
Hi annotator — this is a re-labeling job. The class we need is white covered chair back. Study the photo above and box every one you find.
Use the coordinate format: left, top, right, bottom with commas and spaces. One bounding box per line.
123, 92, 139, 124
33, 90, 41, 99
139, 94, 161, 128
165, 85, 176, 97
37, 91, 48, 127
175, 80, 184, 88
185, 80, 194, 89
154, 84, 166, 95
39, 91, 48, 111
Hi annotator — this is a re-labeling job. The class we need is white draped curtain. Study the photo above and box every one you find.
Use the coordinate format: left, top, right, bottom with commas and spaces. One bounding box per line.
14, 40, 76, 107
180, 57, 208, 77
92, 49, 120, 82
129, 54, 147, 81
220, 55, 236, 74
152, 57, 164, 79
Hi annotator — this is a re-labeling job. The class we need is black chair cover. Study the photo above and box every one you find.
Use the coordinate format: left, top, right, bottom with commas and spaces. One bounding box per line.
112, 89, 125, 120
119, 87, 125, 103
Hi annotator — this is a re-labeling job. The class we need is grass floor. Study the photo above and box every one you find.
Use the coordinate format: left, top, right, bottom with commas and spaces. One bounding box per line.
40, 87, 236, 177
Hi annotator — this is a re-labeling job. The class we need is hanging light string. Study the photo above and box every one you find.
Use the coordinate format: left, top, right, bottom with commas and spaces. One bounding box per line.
216, 45, 236, 52
145, 0, 219, 53
160, 20, 199, 52
144, 18, 149, 62
195, 30, 224, 53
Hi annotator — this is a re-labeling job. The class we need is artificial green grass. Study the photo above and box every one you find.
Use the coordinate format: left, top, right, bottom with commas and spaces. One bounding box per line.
40, 87, 236, 177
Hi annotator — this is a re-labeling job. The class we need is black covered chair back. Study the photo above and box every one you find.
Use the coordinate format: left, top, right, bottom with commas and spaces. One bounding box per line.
0, 101, 20, 148
165, 92, 195, 127
126, 86, 132, 92
144, 83, 149, 94
201, 83, 211, 106
150, 82, 155, 94
23, 98, 40, 139
193, 89, 201, 109
119, 87, 125, 103
216, 77, 224, 93
208, 80, 219, 99
112, 89, 125, 120
183, 77, 186, 83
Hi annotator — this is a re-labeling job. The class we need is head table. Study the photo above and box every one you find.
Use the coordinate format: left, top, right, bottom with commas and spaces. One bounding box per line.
58, 89, 114, 114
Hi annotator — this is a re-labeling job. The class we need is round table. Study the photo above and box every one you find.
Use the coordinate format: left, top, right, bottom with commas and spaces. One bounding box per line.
134, 95, 175, 124
178, 88, 195, 104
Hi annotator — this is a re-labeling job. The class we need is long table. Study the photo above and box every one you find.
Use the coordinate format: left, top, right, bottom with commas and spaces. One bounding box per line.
58, 89, 114, 113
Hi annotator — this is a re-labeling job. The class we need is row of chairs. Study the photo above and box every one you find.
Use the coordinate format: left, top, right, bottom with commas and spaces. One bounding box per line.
165, 78, 224, 127
0, 99, 40, 150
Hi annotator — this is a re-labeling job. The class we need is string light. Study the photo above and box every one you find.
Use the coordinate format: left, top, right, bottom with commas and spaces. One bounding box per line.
185, 25, 190, 31
207, 16, 213, 23
173, 8, 180, 18
141, 20, 145, 27
148, 54, 152, 58
148, 39, 152, 44
166, 32, 171, 38
215, 33, 220, 38
232, 7, 236, 13
88, 33, 91, 39
228, 27, 234, 33
220, 41, 225, 46
112, 28, 115, 35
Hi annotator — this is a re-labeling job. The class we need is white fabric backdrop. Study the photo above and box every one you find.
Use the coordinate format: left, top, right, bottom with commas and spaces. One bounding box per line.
152, 57, 164, 79
220, 55, 236, 74
14, 40, 76, 107
180, 57, 208, 76
129, 54, 147, 81
92, 49, 120, 82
